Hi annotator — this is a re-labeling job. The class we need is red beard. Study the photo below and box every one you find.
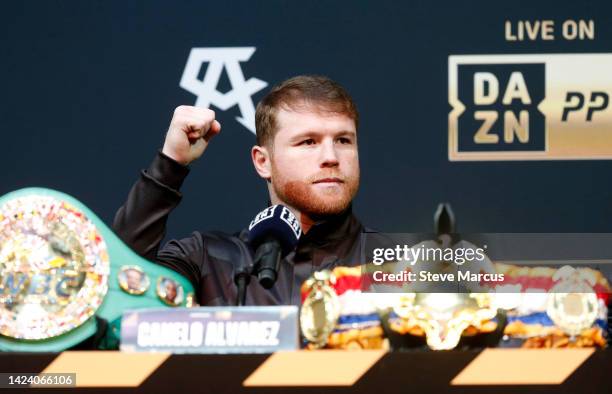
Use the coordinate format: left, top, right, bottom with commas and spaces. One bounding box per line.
271, 171, 359, 217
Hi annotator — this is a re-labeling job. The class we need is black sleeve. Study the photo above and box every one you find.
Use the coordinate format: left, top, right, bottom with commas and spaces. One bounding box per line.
112, 151, 202, 286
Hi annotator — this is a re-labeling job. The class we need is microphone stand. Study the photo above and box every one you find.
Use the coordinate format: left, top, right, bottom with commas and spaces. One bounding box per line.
234, 239, 283, 306
234, 267, 250, 306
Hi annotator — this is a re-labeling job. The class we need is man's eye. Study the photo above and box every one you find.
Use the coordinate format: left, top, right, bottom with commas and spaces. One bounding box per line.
300, 139, 315, 145
337, 137, 352, 144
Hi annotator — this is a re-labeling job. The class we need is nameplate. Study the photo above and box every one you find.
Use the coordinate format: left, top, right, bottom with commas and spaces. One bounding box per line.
120, 306, 299, 354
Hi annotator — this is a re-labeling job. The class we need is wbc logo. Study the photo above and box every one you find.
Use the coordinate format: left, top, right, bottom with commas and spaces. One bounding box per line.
180, 47, 268, 133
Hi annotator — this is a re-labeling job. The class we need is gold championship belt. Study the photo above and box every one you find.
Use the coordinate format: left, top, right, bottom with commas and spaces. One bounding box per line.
387, 292, 499, 350
499, 264, 609, 348
0, 188, 195, 351
0, 195, 109, 341
299, 267, 502, 350
547, 266, 600, 337
300, 264, 610, 350
300, 270, 341, 348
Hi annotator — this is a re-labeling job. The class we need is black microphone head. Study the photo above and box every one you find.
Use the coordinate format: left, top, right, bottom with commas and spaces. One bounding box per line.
247, 205, 302, 257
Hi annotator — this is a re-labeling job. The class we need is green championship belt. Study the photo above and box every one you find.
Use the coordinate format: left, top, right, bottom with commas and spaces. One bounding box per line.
0, 188, 195, 352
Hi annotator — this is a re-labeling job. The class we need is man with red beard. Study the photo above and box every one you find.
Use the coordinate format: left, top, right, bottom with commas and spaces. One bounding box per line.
114, 75, 365, 306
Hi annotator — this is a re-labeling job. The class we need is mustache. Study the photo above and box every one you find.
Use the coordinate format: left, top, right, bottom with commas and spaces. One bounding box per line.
309, 172, 346, 183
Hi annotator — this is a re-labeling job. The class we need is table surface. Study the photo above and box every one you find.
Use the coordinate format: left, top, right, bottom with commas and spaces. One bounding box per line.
0, 349, 609, 393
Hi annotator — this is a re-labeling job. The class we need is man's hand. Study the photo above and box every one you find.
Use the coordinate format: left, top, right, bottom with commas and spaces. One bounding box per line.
162, 105, 222, 165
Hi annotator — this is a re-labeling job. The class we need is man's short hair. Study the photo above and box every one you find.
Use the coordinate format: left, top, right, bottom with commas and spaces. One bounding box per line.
255, 75, 359, 147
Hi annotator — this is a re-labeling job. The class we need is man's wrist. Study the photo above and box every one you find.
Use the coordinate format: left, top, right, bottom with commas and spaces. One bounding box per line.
145, 150, 191, 191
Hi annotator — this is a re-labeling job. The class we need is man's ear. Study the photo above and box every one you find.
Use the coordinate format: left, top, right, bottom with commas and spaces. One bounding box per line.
251, 145, 272, 180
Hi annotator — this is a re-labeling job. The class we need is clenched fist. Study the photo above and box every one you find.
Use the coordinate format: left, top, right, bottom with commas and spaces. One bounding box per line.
162, 105, 221, 165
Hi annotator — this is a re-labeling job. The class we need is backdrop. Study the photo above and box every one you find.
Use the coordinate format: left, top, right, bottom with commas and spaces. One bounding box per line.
2, 1, 612, 243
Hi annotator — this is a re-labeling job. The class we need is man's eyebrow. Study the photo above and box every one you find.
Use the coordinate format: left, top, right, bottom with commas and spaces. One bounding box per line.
289, 130, 356, 140
335, 130, 356, 137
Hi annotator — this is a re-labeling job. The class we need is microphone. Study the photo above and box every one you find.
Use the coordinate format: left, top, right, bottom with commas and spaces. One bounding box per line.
247, 205, 302, 289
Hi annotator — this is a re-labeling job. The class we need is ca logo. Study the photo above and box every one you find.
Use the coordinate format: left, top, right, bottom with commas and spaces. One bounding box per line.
180, 47, 268, 133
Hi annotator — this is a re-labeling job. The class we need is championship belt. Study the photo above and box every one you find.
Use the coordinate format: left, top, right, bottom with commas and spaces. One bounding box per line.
0, 188, 195, 352
386, 292, 500, 350
496, 263, 610, 348
299, 266, 502, 350
547, 266, 600, 337
300, 267, 385, 350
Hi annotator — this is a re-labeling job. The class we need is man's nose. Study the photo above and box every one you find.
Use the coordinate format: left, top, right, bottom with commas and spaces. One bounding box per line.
319, 139, 339, 167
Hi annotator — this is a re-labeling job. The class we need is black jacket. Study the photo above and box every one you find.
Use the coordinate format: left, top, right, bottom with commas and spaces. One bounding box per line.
113, 151, 367, 306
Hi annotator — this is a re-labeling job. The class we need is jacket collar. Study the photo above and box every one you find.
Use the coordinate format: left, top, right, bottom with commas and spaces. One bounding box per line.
296, 204, 362, 248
